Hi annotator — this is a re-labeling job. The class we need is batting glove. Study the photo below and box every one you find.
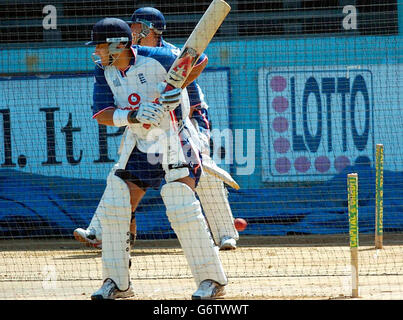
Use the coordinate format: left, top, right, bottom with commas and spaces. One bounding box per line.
133, 102, 165, 126
158, 82, 182, 112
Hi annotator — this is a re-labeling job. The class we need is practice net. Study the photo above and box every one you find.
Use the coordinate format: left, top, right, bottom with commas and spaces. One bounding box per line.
0, 0, 402, 300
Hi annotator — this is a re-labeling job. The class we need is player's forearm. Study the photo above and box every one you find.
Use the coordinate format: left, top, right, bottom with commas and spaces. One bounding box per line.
94, 108, 139, 127
93, 108, 116, 126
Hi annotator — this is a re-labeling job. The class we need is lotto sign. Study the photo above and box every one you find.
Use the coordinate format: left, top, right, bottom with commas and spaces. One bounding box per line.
258, 66, 374, 182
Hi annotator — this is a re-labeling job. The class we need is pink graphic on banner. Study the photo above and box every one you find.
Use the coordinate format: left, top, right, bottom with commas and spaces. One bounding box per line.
275, 157, 291, 174
334, 156, 351, 172
272, 116, 289, 133
272, 96, 289, 113
294, 156, 311, 173
270, 76, 287, 92
314, 156, 331, 173
273, 137, 290, 154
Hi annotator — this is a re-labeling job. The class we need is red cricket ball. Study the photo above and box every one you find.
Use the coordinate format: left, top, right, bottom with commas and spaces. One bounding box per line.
234, 218, 247, 232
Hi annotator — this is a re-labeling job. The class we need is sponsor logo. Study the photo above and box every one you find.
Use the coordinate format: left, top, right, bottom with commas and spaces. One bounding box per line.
128, 93, 141, 106
264, 69, 374, 178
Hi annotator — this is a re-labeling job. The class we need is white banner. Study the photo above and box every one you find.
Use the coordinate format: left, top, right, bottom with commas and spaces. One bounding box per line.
258, 64, 402, 182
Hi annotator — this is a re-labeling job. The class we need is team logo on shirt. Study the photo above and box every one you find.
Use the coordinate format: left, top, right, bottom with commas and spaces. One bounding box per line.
128, 93, 141, 106
138, 73, 147, 84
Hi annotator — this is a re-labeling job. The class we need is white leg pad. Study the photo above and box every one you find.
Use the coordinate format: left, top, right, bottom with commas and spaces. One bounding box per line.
197, 173, 239, 245
86, 127, 136, 241
87, 210, 102, 240
161, 182, 228, 286
96, 171, 132, 291
86, 165, 116, 241
87, 194, 104, 241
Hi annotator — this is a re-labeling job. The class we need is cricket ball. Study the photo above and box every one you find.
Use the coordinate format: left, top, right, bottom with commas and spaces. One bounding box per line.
234, 218, 247, 232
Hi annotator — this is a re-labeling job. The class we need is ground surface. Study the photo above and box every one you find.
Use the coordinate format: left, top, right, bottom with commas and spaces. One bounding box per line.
0, 234, 402, 300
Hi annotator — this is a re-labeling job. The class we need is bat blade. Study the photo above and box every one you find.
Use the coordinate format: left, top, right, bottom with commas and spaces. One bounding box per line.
202, 157, 240, 190
166, 0, 231, 89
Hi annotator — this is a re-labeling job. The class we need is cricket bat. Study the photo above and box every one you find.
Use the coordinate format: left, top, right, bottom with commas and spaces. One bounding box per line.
163, 0, 233, 184
140, 0, 231, 129
165, 0, 231, 89
202, 155, 240, 190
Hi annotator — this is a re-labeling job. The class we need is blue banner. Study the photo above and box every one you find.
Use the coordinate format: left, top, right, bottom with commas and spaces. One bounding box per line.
1, 163, 402, 239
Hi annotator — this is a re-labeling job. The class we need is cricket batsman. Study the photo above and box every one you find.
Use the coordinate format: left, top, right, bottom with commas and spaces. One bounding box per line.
85, 17, 227, 300
74, 7, 239, 251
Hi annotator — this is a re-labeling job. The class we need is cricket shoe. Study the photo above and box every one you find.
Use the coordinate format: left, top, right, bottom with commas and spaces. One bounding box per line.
192, 280, 226, 300
73, 228, 102, 249
219, 236, 237, 251
91, 278, 134, 300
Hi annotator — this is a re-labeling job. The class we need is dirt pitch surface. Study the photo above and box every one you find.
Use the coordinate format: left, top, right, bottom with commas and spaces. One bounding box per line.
0, 234, 402, 300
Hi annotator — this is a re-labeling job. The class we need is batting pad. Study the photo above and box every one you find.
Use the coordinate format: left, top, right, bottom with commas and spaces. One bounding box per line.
97, 172, 132, 291
161, 182, 228, 286
87, 129, 137, 242
197, 173, 239, 245
87, 207, 102, 241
